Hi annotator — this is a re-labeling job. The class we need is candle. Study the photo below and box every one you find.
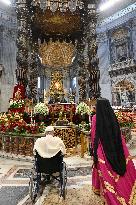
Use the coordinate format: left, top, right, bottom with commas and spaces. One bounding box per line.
38, 38, 41, 45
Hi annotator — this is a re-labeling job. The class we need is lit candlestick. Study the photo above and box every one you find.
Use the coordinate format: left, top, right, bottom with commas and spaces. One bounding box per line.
31, 110, 33, 117
31, 116, 33, 124
30, 109, 33, 125
44, 89, 46, 104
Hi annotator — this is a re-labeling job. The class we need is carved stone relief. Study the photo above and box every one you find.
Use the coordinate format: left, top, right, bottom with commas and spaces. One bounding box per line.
109, 27, 130, 64
111, 74, 136, 106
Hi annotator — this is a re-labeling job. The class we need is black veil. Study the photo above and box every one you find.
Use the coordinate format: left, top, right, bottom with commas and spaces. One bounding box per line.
93, 98, 126, 176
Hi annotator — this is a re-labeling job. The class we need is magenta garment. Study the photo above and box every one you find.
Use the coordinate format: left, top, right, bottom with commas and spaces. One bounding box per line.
91, 115, 136, 205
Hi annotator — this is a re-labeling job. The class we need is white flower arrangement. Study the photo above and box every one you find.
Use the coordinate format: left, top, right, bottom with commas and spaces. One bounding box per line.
76, 102, 91, 116
9, 99, 24, 108
34, 103, 49, 116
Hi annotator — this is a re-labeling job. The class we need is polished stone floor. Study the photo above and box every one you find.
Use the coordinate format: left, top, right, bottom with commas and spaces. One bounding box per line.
0, 132, 135, 205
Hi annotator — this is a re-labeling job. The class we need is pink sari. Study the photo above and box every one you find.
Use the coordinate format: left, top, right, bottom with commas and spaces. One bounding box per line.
91, 115, 136, 205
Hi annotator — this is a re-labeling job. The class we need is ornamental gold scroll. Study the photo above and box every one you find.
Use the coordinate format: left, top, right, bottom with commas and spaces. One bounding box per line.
112, 28, 128, 41
39, 40, 75, 68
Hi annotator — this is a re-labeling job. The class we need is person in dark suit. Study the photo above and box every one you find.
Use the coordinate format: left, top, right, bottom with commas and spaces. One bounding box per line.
60, 94, 67, 103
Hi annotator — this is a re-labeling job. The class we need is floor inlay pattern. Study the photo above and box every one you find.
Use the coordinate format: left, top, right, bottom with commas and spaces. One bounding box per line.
0, 157, 92, 205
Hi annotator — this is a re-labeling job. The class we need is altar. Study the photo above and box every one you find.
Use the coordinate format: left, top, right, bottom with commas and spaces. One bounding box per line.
48, 103, 76, 113
1, 77, 90, 159
54, 126, 77, 151
48, 103, 76, 124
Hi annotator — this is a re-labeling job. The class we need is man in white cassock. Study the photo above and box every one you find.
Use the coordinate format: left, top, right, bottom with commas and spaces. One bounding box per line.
34, 126, 66, 158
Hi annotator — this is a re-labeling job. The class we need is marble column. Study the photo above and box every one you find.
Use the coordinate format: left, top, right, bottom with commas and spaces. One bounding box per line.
132, 17, 136, 61
16, 0, 31, 86
87, 1, 101, 99
0, 24, 17, 112
97, 32, 112, 102
78, 0, 100, 101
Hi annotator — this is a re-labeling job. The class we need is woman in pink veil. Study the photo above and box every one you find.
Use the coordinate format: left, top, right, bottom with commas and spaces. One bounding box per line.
91, 98, 136, 205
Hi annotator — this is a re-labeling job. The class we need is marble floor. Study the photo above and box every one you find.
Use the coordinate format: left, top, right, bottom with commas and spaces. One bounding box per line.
0, 133, 135, 205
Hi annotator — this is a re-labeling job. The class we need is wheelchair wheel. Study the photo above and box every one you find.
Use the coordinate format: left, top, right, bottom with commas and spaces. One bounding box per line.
29, 175, 38, 203
60, 162, 67, 200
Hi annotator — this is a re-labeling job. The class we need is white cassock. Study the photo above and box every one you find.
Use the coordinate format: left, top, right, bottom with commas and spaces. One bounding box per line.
34, 134, 66, 158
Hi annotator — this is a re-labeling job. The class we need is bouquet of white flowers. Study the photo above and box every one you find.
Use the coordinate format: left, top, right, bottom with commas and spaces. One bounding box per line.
34, 103, 49, 116
9, 99, 24, 108
76, 102, 91, 116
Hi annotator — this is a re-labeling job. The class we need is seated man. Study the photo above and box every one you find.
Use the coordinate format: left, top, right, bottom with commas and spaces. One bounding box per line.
34, 126, 66, 158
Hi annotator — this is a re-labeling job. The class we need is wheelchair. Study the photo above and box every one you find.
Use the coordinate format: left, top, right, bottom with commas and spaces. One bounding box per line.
29, 151, 67, 203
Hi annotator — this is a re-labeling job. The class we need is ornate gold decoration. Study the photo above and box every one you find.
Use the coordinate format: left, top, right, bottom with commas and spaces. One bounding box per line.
54, 127, 76, 149
45, 14, 68, 24
98, 170, 102, 177
116, 196, 128, 205
104, 179, 133, 205
129, 181, 136, 205
114, 80, 135, 92
15, 88, 22, 100
108, 171, 119, 183
98, 158, 105, 164
49, 71, 64, 95
39, 39, 75, 68
104, 181, 115, 194
112, 28, 128, 41
33, 8, 81, 34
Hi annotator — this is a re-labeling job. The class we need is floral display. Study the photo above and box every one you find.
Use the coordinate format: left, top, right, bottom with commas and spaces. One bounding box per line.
76, 102, 91, 116
9, 99, 25, 108
0, 113, 46, 135
34, 103, 49, 116
78, 123, 90, 132
115, 111, 134, 128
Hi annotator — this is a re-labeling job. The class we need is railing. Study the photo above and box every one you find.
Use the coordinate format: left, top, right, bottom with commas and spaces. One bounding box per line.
0, 126, 92, 159
0, 133, 40, 157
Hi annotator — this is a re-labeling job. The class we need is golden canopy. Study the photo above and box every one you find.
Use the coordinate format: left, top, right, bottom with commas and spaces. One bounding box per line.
39, 39, 75, 68
33, 8, 81, 35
